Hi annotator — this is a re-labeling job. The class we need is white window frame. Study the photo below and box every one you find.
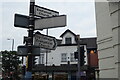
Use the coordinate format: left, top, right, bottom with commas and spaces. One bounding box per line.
61, 53, 67, 62
70, 53, 75, 62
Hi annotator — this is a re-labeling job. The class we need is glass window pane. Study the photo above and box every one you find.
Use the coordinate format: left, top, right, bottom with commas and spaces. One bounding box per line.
61, 53, 67, 62
65, 37, 72, 44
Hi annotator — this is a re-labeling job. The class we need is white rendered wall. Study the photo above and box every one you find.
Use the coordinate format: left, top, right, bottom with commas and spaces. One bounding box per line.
95, 1, 120, 79
47, 46, 78, 66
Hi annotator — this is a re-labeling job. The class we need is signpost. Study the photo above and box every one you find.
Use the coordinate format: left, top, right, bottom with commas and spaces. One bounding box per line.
14, 0, 67, 79
35, 15, 66, 30
14, 14, 66, 30
34, 32, 57, 50
34, 5, 59, 18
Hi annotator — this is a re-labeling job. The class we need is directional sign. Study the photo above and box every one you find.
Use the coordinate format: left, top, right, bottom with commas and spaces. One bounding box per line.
34, 32, 57, 50
17, 45, 40, 56
14, 14, 29, 28
34, 5, 59, 18
14, 13, 39, 28
35, 15, 66, 30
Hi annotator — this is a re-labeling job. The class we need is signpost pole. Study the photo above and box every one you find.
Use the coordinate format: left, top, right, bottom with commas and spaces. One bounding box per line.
46, 29, 49, 80
14, 0, 66, 79
76, 35, 81, 80
25, 0, 35, 79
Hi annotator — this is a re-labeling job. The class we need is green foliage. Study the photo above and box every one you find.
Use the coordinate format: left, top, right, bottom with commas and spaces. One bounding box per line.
2, 50, 21, 72
2, 50, 21, 79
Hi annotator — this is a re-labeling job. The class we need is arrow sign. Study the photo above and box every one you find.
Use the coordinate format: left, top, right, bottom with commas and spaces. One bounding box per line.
34, 5, 59, 18
35, 15, 66, 30
34, 32, 57, 50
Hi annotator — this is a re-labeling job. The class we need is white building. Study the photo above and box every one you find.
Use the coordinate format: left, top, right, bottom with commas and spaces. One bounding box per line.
95, 1, 120, 79
36, 29, 88, 66
0, 52, 2, 79
23, 29, 97, 67
22, 29, 97, 79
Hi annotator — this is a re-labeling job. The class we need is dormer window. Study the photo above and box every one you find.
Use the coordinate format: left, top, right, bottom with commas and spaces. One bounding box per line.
60, 29, 77, 44
65, 37, 72, 44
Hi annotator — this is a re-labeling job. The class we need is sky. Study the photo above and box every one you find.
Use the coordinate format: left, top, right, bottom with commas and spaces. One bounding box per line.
0, 0, 97, 51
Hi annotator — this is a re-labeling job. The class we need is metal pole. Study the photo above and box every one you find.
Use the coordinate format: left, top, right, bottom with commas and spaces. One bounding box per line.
25, 0, 35, 79
12, 39, 14, 51
7, 38, 14, 51
46, 29, 49, 80
76, 35, 81, 80
46, 29, 48, 66
68, 57, 71, 80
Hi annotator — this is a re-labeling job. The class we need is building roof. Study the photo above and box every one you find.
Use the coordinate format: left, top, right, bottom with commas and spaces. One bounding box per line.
80, 37, 97, 48
57, 37, 97, 48
60, 29, 76, 37
56, 39, 62, 45
57, 29, 97, 48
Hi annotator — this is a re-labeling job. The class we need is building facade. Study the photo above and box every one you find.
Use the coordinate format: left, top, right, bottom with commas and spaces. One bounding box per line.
0, 52, 2, 79
37, 29, 88, 66
95, 1, 120, 79
22, 29, 98, 79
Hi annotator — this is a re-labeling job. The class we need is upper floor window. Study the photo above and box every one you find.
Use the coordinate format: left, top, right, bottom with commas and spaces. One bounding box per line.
61, 53, 67, 62
65, 37, 72, 44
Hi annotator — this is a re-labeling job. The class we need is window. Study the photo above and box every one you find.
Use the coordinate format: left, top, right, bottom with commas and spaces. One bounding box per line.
65, 37, 72, 44
61, 53, 67, 62
39, 54, 44, 64
70, 53, 75, 62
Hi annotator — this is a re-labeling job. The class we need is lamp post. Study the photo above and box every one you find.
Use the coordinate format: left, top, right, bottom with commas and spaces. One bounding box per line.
7, 38, 14, 51
68, 57, 71, 80
75, 35, 81, 80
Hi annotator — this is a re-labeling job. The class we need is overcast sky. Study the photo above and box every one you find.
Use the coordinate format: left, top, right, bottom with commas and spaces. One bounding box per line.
0, 0, 97, 51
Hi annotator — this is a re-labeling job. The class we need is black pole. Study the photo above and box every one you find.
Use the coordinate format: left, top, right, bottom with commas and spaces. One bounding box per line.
25, 0, 35, 79
46, 29, 48, 66
76, 35, 81, 80
46, 29, 49, 80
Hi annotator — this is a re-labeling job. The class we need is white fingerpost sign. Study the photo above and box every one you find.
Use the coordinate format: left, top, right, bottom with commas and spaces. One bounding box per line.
35, 15, 66, 30
34, 32, 57, 50
34, 5, 59, 18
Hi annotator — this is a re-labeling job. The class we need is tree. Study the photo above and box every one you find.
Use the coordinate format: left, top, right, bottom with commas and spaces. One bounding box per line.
2, 50, 21, 79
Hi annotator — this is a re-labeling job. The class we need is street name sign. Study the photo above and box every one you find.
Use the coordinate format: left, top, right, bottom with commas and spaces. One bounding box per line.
35, 15, 66, 30
34, 32, 57, 50
14, 13, 39, 28
34, 5, 59, 18
17, 45, 40, 56
14, 14, 29, 28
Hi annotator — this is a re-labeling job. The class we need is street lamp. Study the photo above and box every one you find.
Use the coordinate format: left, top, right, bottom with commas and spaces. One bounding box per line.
76, 35, 81, 80
68, 57, 71, 80
7, 38, 14, 51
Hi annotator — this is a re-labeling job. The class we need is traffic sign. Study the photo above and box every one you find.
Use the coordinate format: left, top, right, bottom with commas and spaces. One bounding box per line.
35, 15, 66, 30
34, 5, 59, 18
14, 13, 39, 28
34, 32, 57, 50
14, 14, 29, 28
17, 45, 40, 56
